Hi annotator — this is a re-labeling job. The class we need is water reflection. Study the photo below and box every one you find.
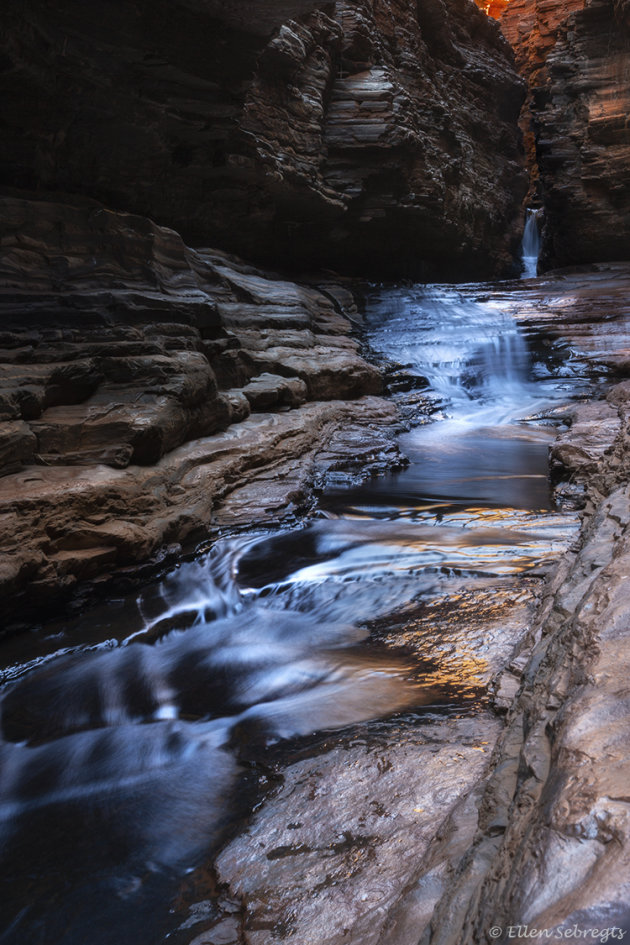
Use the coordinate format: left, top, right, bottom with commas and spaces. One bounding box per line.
0, 280, 583, 945
329, 423, 553, 511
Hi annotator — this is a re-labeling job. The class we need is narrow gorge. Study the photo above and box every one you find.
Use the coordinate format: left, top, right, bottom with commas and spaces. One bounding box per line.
0, 2, 629, 944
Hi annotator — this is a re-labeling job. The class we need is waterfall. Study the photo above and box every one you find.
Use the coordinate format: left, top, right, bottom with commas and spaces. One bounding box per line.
521, 208, 542, 279
366, 285, 533, 423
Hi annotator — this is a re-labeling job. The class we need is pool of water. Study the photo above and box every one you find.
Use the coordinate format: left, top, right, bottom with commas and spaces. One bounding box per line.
0, 279, 587, 945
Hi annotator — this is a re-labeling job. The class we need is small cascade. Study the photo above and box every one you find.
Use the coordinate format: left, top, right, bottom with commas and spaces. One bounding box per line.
356, 281, 570, 510
366, 285, 533, 423
521, 208, 542, 279
0, 274, 588, 945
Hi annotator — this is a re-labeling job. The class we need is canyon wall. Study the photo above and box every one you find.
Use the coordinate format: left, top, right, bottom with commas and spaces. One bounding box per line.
0, 0, 526, 280
501, 0, 630, 269
0, 192, 401, 625
0, 0, 530, 618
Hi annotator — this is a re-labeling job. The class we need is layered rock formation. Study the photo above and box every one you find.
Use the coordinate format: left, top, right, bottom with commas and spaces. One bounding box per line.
205, 264, 630, 944
0, 0, 533, 617
501, 0, 630, 268
0, 193, 399, 625
0, 0, 526, 279
426, 384, 630, 944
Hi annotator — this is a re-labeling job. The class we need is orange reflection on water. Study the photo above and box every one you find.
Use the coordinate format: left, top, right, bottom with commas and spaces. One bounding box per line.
373, 582, 537, 700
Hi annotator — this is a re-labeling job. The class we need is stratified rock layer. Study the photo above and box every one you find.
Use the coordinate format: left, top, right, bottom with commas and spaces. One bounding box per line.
0, 193, 397, 625
211, 265, 630, 945
502, 0, 630, 268
0, 0, 526, 279
416, 266, 630, 944
425, 402, 630, 944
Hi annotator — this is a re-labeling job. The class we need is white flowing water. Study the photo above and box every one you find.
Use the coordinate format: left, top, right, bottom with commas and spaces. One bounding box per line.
339, 282, 564, 513
366, 284, 535, 422
0, 279, 581, 945
521, 208, 542, 279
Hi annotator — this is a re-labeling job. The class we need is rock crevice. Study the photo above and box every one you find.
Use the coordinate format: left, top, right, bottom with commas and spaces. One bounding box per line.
501, 0, 630, 269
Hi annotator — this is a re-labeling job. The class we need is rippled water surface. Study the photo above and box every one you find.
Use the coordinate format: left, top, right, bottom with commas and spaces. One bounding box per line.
0, 281, 586, 944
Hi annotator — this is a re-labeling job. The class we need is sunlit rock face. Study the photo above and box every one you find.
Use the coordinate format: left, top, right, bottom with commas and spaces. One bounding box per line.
501, 0, 630, 268
474, 0, 510, 18
0, 0, 526, 280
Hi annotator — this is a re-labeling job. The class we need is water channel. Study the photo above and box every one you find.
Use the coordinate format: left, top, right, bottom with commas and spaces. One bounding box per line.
0, 273, 597, 944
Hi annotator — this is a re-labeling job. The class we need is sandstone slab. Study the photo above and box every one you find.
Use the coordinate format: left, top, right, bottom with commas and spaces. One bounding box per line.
217, 717, 501, 945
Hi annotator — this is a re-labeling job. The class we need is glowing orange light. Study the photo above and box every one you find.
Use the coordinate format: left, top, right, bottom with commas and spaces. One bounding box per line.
473, 0, 511, 18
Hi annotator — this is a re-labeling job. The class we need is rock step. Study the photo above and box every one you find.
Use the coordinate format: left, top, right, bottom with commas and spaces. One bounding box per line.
241, 373, 308, 410
0, 196, 384, 480
0, 396, 399, 621
0, 196, 396, 616
29, 393, 231, 469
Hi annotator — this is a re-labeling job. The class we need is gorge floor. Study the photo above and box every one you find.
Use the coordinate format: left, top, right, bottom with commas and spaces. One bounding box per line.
1, 267, 629, 945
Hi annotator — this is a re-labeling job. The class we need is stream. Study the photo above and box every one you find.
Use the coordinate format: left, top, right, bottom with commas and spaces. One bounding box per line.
0, 275, 596, 944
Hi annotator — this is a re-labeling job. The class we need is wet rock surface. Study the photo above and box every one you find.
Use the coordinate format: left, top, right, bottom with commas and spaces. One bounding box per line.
2, 264, 630, 945
0, 0, 526, 279
3, 244, 630, 945
548, 400, 620, 482
216, 717, 502, 945
512, 265, 630, 374
211, 578, 539, 945
410, 280, 630, 942
424, 412, 630, 944
205, 266, 630, 945
0, 195, 396, 625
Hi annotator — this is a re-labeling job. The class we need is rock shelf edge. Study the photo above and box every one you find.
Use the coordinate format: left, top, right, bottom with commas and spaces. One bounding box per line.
0, 194, 399, 629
